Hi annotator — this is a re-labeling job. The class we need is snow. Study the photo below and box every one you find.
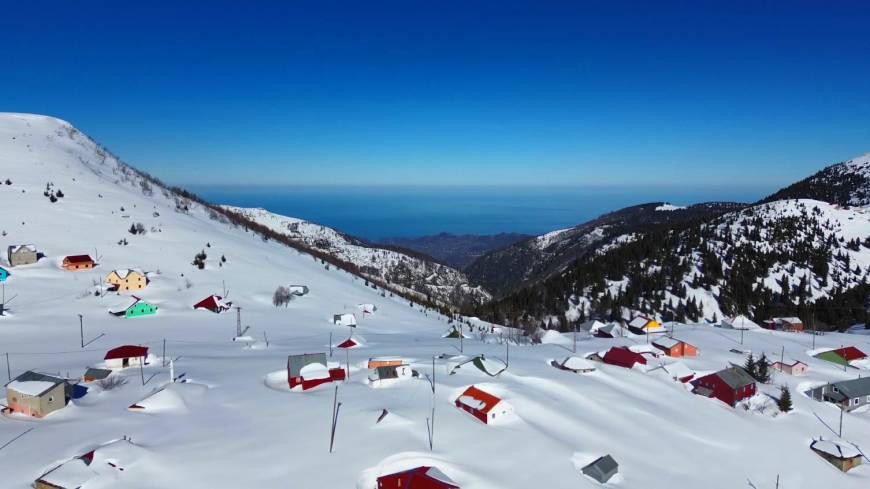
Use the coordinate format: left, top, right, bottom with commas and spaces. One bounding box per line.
812, 439, 860, 459
6, 380, 58, 396
457, 395, 486, 411
1, 114, 870, 487
560, 356, 595, 372
655, 203, 686, 211
299, 362, 330, 380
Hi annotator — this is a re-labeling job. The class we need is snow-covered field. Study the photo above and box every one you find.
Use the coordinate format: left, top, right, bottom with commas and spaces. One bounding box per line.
1, 113, 869, 488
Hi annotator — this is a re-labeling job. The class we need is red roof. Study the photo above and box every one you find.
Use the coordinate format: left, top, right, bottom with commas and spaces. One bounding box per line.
457, 385, 502, 414
377, 466, 459, 489
337, 338, 358, 349
64, 254, 93, 263
104, 345, 148, 360
834, 346, 867, 361
193, 295, 228, 311
603, 347, 647, 368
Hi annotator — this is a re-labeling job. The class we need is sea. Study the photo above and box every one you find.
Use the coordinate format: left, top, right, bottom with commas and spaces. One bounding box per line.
187, 184, 775, 241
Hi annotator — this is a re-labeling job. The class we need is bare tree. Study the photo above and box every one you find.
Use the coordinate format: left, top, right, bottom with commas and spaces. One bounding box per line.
273, 286, 292, 307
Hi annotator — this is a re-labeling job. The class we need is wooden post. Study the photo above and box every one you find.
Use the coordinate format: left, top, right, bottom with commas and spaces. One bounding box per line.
573, 322, 577, 353
140, 356, 145, 385
460, 327, 463, 353
329, 385, 340, 453
79, 314, 84, 348
779, 346, 784, 372
839, 405, 844, 437
263, 331, 269, 348
5, 352, 10, 381
506, 341, 510, 368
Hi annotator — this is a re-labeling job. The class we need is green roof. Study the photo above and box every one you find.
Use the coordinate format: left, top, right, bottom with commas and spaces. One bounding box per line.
815, 350, 848, 366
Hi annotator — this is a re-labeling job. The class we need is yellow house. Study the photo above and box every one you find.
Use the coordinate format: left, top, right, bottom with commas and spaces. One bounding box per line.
628, 316, 664, 334
106, 269, 148, 292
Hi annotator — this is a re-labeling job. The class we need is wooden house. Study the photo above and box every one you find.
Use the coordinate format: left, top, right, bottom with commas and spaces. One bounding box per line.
692, 367, 756, 407
806, 377, 870, 412
552, 356, 596, 373
628, 316, 664, 334
765, 317, 804, 332
34, 439, 144, 489
3, 371, 67, 418
333, 313, 357, 327
7, 244, 38, 267
109, 296, 157, 318
810, 439, 862, 472
652, 337, 698, 358
105, 268, 147, 292
454, 385, 513, 425
62, 254, 95, 271
358, 303, 377, 314
376, 466, 459, 489
286, 353, 345, 391
104, 345, 149, 369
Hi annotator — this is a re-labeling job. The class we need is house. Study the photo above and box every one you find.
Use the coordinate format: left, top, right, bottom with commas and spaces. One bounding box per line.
552, 356, 596, 373
62, 254, 95, 271
580, 454, 619, 484
193, 294, 232, 313
449, 355, 507, 377
0, 265, 9, 282
104, 345, 149, 369
814, 346, 867, 367
286, 353, 346, 391
368, 357, 405, 369
810, 439, 863, 473
333, 313, 357, 327
443, 326, 469, 339
627, 316, 664, 334
105, 268, 147, 292
3, 371, 68, 418
660, 361, 695, 383
764, 317, 804, 332
109, 296, 157, 318
771, 360, 808, 376
721, 315, 760, 330
358, 303, 377, 314
376, 466, 459, 489
288, 285, 309, 296
34, 438, 145, 489
806, 377, 870, 412
368, 363, 413, 384
602, 347, 647, 369
336, 337, 359, 349
7, 244, 38, 266
692, 367, 756, 407
82, 368, 112, 383
594, 324, 618, 338
652, 337, 697, 358
454, 385, 513, 424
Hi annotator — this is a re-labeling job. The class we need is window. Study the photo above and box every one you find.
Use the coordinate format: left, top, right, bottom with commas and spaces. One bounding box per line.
855, 398, 860, 406
833, 386, 839, 393
48, 396, 54, 403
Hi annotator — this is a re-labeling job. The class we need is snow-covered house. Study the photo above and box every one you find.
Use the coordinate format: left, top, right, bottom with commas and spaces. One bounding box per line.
34, 438, 145, 489
0, 265, 9, 282
286, 353, 345, 391
288, 284, 309, 296
807, 377, 870, 412
627, 316, 664, 334
721, 315, 760, 330
814, 346, 867, 367
357, 303, 377, 314
368, 363, 412, 384
764, 317, 804, 332
810, 439, 862, 472
108, 296, 157, 318
771, 360, 807, 376
82, 368, 112, 383
443, 325, 470, 339
602, 347, 647, 369
333, 313, 357, 327
105, 268, 147, 292
376, 466, 459, 489
580, 454, 618, 484
3, 371, 67, 418
7, 244, 38, 266
552, 356, 596, 373
454, 385, 513, 425
652, 337, 697, 358
594, 323, 619, 338
61, 254, 95, 271
193, 294, 232, 313
104, 345, 148, 369
692, 367, 756, 407
449, 355, 507, 377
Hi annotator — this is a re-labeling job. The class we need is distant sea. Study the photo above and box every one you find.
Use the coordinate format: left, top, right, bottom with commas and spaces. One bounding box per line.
187, 185, 775, 241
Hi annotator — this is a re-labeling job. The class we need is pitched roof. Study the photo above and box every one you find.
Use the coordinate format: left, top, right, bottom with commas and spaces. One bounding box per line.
584, 454, 618, 475
829, 377, 870, 398
652, 337, 682, 349
287, 353, 328, 378
6, 371, 66, 396
714, 366, 755, 389
109, 268, 144, 279
84, 368, 112, 380
104, 345, 148, 360
833, 346, 866, 361
378, 466, 459, 488
628, 316, 652, 328
8, 244, 37, 254
64, 254, 93, 263
811, 439, 860, 459
457, 385, 503, 414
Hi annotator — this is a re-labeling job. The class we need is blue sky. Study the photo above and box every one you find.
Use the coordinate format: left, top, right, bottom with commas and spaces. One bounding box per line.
2, 1, 869, 187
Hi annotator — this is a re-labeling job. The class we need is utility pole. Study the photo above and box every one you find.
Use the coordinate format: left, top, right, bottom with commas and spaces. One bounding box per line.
263, 331, 269, 348
839, 407, 844, 437
740, 326, 744, 346
139, 356, 145, 386
573, 323, 577, 354
779, 346, 785, 372
460, 327, 463, 353
345, 348, 351, 381
79, 314, 84, 348
506, 340, 510, 368
235, 306, 242, 337
5, 353, 10, 381
329, 332, 333, 358
329, 385, 342, 453
162, 339, 166, 367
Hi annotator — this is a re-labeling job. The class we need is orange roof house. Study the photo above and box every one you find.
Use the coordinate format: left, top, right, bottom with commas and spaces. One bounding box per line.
62, 254, 95, 271
454, 385, 513, 425
652, 337, 697, 358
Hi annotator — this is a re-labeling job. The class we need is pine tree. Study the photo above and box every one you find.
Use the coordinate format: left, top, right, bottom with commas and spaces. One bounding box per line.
778, 385, 793, 413
743, 353, 756, 378
755, 353, 771, 383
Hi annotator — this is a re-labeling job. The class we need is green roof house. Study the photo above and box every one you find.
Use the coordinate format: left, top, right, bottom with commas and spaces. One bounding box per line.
109, 296, 157, 319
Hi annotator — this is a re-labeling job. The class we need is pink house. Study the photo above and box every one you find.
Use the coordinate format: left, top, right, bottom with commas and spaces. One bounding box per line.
771, 360, 808, 376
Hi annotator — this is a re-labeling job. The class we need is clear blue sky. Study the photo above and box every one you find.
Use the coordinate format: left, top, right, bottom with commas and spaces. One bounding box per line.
3, 1, 869, 187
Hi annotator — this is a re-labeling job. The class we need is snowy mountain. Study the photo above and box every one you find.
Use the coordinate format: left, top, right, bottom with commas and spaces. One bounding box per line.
465, 202, 743, 298
219, 207, 491, 307
2, 113, 870, 488
763, 152, 870, 206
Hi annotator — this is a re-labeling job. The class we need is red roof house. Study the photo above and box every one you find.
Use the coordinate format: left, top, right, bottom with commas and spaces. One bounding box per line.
104, 345, 149, 369
377, 466, 460, 489
834, 346, 867, 362
692, 367, 756, 407
602, 347, 647, 369
62, 254, 95, 271
337, 338, 359, 349
454, 385, 513, 425
193, 294, 232, 313
652, 337, 698, 358
287, 353, 346, 391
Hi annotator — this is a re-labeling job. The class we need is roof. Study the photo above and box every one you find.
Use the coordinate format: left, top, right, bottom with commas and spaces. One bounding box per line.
829, 377, 870, 398
105, 345, 148, 360
560, 356, 595, 371
775, 317, 802, 324
37, 458, 95, 488
712, 366, 755, 390
583, 454, 618, 474
724, 315, 760, 330
629, 316, 652, 328
6, 379, 62, 396
8, 244, 37, 254
109, 268, 144, 279
337, 338, 358, 348
64, 254, 93, 263
834, 346, 867, 361
193, 294, 229, 310
652, 337, 683, 349
84, 368, 112, 380
287, 353, 328, 377
811, 439, 860, 459
457, 385, 502, 414
378, 466, 459, 488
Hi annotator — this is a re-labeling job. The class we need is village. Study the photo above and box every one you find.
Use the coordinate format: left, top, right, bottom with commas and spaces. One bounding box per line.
0, 114, 869, 488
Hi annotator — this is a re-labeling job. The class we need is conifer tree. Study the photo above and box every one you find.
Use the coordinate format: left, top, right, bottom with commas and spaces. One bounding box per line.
743, 353, 756, 377
778, 385, 793, 413
755, 353, 771, 383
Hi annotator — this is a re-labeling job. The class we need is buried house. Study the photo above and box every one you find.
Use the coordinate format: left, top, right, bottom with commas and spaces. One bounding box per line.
454, 385, 513, 425
814, 346, 867, 367
692, 367, 756, 407
377, 466, 459, 489
105, 268, 148, 292
333, 313, 357, 327
287, 353, 345, 391
104, 345, 149, 369
652, 337, 697, 358
62, 254, 95, 271
109, 296, 157, 318
193, 294, 232, 313
3, 371, 69, 418
34, 438, 145, 489
602, 347, 647, 369
7, 244, 38, 267
288, 285, 309, 296
580, 454, 619, 484
810, 438, 863, 473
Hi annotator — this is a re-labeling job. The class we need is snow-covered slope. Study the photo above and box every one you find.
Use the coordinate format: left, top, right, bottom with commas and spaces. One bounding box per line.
221, 206, 490, 307
763, 152, 870, 207
2, 113, 869, 488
